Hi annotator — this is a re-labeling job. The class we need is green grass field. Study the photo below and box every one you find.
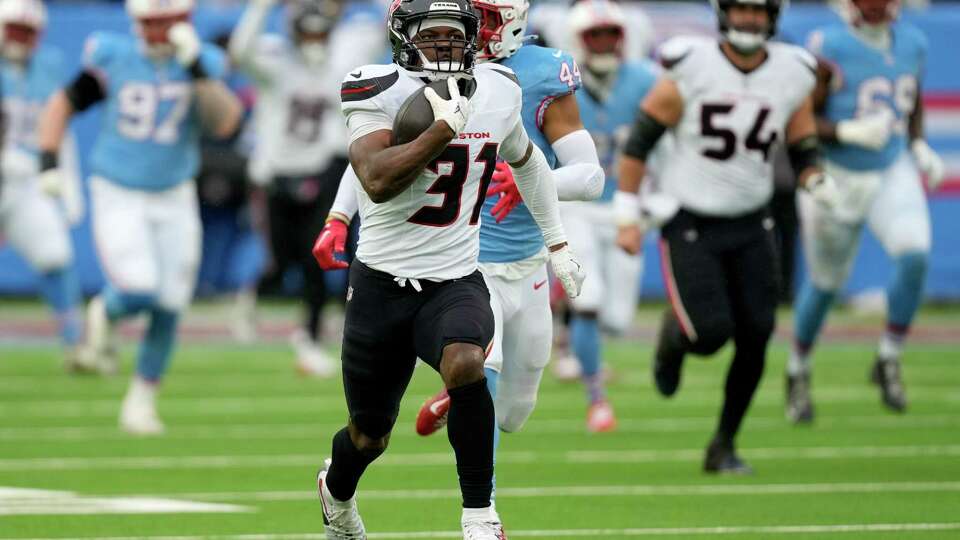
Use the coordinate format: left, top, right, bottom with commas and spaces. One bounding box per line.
1, 306, 959, 539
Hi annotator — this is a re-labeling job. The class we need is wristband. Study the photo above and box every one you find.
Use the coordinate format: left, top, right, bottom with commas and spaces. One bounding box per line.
613, 190, 640, 226
39, 151, 58, 172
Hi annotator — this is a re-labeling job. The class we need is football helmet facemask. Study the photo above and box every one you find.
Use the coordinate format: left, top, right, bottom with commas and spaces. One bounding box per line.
568, 0, 626, 76
710, 0, 786, 55
473, 0, 528, 61
388, 0, 480, 80
125, 0, 194, 57
0, 0, 46, 63
288, 0, 341, 67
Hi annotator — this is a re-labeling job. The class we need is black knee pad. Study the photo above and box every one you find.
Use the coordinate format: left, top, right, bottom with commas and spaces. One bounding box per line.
350, 412, 396, 442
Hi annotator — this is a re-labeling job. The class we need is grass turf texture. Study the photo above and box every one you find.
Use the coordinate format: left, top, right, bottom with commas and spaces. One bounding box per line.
1, 308, 959, 539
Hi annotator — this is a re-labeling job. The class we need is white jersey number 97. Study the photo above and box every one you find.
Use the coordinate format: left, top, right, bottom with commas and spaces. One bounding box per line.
117, 82, 193, 144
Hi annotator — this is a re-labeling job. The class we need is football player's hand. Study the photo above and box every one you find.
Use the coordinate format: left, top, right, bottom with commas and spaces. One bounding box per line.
549, 244, 585, 299
313, 218, 350, 270
424, 77, 471, 137
804, 171, 839, 209
912, 139, 946, 190
487, 162, 522, 222
169, 22, 202, 68
37, 151, 62, 198
39, 168, 63, 198
312, 218, 349, 270
836, 109, 894, 151
616, 224, 644, 255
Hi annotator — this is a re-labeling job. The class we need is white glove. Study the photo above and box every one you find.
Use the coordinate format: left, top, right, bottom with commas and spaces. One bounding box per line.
549, 244, 586, 299
804, 171, 839, 209
423, 77, 471, 136
169, 22, 202, 68
911, 139, 946, 190
836, 109, 894, 151
39, 168, 63, 198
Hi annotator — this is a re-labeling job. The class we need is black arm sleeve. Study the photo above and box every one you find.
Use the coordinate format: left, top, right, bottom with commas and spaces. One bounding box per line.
623, 110, 667, 161
65, 71, 106, 112
787, 135, 822, 175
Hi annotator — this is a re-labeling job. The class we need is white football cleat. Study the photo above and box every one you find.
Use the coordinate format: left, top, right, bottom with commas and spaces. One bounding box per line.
292, 329, 335, 378
462, 506, 507, 540
317, 459, 367, 540
84, 295, 119, 375
64, 344, 99, 375
120, 377, 165, 436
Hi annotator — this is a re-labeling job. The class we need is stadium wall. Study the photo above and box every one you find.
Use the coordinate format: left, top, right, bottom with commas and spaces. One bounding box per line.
0, 1, 958, 300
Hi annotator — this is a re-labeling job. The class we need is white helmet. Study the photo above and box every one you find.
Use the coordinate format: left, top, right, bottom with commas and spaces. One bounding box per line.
473, 0, 529, 61
125, 0, 193, 55
126, 0, 194, 20
0, 0, 46, 63
567, 0, 626, 76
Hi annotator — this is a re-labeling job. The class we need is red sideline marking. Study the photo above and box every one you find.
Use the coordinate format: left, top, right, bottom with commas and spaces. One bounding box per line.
933, 177, 960, 196
923, 93, 960, 109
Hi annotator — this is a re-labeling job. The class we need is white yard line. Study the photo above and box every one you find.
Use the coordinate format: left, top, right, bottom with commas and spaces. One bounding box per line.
3, 388, 958, 418
8, 522, 960, 539
1, 413, 956, 442
0, 445, 958, 472
139, 480, 960, 502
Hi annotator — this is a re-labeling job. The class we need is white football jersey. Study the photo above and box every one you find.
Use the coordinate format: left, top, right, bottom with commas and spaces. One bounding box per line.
659, 36, 817, 217
247, 19, 382, 182
341, 63, 523, 281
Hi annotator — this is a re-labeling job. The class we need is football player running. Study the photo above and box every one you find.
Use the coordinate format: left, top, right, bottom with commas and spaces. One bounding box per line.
312, 0, 584, 537
38, 0, 243, 435
315, 0, 604, 466
554, 0, 658, 432
786, 0, 943, 421
615, 0, 838, 473
0, 0, 84, 370
230, 0, 382, 378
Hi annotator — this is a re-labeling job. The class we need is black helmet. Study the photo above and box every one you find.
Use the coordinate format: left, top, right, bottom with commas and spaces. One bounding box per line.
288, 0, 341, 44
710, 0, 786, 53
388, 0, 480, 79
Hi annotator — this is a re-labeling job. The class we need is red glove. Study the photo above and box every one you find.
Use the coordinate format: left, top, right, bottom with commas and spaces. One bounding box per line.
486, 161, 523, 223
312, 218, 349, 270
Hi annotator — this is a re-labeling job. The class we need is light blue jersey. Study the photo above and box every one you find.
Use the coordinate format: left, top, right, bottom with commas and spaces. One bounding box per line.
808, 23, 927, 171
576, 61, 656, 201
83, 31, 228, 191
1, 46, 66, 154
479, 45, 581, 264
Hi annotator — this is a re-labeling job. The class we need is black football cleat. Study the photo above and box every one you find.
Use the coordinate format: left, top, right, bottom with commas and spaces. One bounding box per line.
653, 312, 686, 397
785, 372, 815, 425
704, 438, 754, 475
870, 357, 907, 413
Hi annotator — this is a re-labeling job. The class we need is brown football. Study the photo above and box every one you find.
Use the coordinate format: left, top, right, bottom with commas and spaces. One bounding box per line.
391, 78, 477, 146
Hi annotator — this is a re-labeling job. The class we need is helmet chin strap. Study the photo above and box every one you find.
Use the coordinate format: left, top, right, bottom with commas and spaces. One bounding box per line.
725, 29, 766, 55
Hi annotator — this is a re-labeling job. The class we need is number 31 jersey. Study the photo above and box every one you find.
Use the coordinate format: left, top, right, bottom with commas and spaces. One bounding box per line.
83, 31, 228, 191
341, 63, 523, 281
659, 36, 816, 217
